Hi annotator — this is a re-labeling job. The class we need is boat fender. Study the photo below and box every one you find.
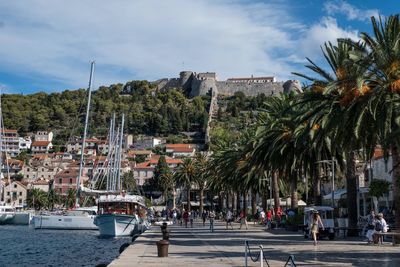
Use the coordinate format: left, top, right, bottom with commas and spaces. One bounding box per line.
119, 243, 130, 254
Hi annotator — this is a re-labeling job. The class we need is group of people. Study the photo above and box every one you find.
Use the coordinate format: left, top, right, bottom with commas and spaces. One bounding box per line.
365, 210, 389, 244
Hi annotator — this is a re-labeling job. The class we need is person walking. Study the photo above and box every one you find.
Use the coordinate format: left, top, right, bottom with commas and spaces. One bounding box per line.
311, 210, 324, 246
190, 210, 195, 228
226, 210, 233, 230
239, 209, 248, 230
209, 210, 215, 232
266, 209, 272, 229
202, 210, 207, 226
183, 210, 189, 228
172, 210, 177, 224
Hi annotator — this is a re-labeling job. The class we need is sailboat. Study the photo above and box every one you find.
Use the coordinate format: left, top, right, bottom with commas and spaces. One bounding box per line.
93, 114, 149, 237
33, 62, 98, 230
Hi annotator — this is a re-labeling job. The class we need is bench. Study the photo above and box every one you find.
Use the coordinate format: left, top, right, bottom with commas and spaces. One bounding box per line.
375, 231, 400, 246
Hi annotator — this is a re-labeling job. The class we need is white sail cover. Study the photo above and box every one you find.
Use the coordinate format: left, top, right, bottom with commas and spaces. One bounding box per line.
80, 185, 121, 196
98, 194, 146, 206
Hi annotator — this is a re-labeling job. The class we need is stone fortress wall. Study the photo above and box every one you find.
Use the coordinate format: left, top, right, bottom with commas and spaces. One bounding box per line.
155, 71, 301, 97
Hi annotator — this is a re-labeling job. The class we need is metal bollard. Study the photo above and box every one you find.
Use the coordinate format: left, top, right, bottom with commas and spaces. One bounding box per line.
156, 240, 169, 257
259, 245, 263, 267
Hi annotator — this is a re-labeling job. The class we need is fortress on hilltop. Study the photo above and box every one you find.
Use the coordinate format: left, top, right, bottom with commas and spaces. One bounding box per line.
155, 71, 301, 97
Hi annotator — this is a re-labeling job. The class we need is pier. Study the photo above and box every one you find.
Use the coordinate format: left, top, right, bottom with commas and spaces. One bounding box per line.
109, 220, 400, 267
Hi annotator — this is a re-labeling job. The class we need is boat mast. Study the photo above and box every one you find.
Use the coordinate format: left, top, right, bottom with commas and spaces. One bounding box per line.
116, 114, 124, 191
76, 61, 95, 207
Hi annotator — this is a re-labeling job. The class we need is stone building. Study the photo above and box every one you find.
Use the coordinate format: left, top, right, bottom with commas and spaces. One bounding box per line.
156, 71, 302, 97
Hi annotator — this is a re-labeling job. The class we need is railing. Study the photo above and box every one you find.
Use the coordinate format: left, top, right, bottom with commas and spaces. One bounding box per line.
244, 241, 297, 267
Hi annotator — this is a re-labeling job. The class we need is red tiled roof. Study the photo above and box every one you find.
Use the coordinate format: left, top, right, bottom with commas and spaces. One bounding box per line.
3, 129, 18, 133
33, 180, 49, 185
32, 141, 51, 147
172, 147, 194, 153
165, 144, 191, 149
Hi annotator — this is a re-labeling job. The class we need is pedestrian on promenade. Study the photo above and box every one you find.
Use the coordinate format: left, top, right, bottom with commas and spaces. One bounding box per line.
190, 211, 195, 228
202, 210, 207, 226
226, 210, 233, 230
259, 209, 266, 225
371, 213, 389, 244
266, 210, 272, 229
209, 210, 215, 232
172, 210, 177, 224
311, 210, 324, 246
239, 210, 248, 230
183, 210, 189, 228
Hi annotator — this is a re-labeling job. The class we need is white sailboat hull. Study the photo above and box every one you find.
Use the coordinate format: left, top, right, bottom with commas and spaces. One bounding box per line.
33, 214, 98, 230
95, 214, 146, 237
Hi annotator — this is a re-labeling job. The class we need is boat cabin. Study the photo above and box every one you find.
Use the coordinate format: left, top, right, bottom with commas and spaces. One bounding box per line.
97, 194, 146, 216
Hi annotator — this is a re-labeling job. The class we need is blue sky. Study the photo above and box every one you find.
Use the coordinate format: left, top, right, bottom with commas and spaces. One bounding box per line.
0, 0, 398, 94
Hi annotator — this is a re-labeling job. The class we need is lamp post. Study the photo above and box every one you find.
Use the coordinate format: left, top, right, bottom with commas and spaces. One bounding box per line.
316, 157, 336, 208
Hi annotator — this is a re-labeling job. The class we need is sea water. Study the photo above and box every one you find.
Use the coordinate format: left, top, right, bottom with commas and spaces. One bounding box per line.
0, 225, 130, 267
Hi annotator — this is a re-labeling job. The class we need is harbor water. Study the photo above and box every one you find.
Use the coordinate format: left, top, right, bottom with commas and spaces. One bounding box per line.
0, 225, 130, 267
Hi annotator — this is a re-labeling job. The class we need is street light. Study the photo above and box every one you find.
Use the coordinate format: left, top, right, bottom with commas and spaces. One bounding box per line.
316, 157, 336, 208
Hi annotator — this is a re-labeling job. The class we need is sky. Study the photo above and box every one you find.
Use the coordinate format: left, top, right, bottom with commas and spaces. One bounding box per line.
0, 0, 398, 94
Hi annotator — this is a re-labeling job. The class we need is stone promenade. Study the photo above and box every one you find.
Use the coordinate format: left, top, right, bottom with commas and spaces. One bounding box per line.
109, 220, 400, 267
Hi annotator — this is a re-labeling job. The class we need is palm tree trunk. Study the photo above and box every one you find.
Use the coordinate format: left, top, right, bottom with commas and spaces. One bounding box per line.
251, 190, 257, 216
231, 191, 235, 212
199, 188, 204, 213
392, 145, 400, 238
314, 165, 322, 205
243, 191, 248, 216
236, 191, 241, 212
173, 188, 176, 209
290, 174, 298, 211
272, 172, 280, 214
218, 192, 223, 211
262, 191, 268, 211
345, 151, 358, 236
187, 187, 191, 212
226, 191, 230, 210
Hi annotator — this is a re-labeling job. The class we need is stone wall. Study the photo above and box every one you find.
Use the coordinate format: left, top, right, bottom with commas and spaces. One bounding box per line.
155, 71, 299, 97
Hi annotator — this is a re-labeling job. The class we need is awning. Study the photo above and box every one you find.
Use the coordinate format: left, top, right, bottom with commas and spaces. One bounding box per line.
266, 198, 307, 207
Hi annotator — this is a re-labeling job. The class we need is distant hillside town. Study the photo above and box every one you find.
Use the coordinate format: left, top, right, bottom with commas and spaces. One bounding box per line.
0, 129, 201, 206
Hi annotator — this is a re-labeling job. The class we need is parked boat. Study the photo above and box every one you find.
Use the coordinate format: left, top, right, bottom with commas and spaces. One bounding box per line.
94, 194, 148, 237
0, 205, 15, 224
33, 207, 97, 229
33, 62, 98, 231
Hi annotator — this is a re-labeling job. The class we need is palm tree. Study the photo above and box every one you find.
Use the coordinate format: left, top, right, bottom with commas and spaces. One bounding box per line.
27, 188, 48, 210
175, 158, 196, 212
359, 15, 400, 230
194, 153, 208, 213
293, 39, 374, 235
47, 188, 60, 211
65, 188, 76, 208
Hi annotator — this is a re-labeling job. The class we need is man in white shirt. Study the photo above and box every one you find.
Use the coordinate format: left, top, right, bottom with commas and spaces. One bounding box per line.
226, 210, 233, 230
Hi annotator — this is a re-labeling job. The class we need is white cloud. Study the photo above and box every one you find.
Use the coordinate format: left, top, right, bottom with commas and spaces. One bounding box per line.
299, 17, 359, 59
323, 1, 379, 22
0, 0, 367, 92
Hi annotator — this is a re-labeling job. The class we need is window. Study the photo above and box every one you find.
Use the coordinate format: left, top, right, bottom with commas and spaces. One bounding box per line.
42, 168, 44, 172
14, 184, 17, 188
7, 192, 10, 196
27, 168, 30, 172
19, 192, 22, 196
59, 178, 62, 184
27, 175, 29, 178
19, 199, 22, 204
69, 178, 73, 184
